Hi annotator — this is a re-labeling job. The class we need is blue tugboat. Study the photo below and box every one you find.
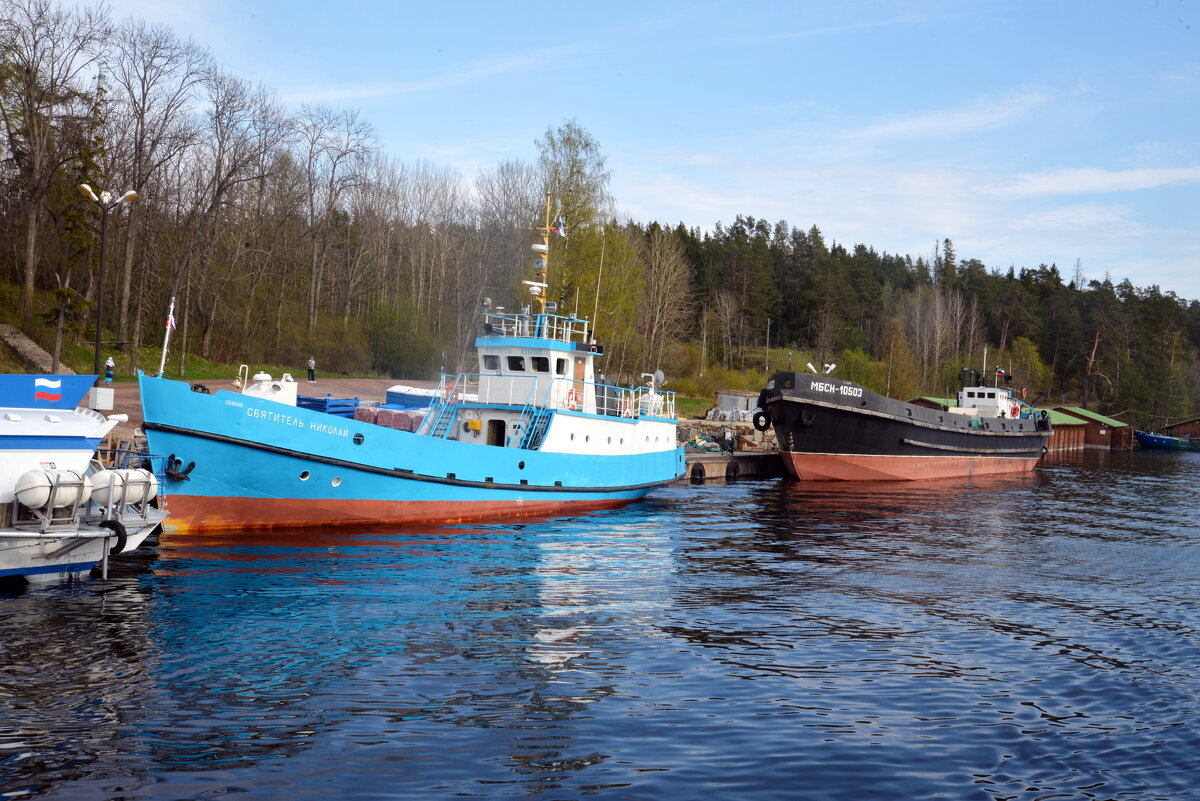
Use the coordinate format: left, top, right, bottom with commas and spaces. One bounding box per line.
139, 202, 685, 532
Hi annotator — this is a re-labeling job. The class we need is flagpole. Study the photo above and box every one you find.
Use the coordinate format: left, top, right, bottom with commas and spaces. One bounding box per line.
158, 296, 176, 377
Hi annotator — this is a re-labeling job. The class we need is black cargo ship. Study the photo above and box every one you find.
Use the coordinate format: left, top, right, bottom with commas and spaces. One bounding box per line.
754, 370, 1051, 481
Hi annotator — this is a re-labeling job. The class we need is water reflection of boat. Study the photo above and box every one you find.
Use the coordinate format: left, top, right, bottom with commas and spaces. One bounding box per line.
0, 580, 156, 793
1, 374, 167, 583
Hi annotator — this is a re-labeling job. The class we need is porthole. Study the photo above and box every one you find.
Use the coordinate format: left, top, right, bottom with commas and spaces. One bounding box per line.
519, 461, 526, 470
331, 476, 342, 487
299, 471, 310, 481
585, 435, 590, 443
607, 436, 612, 444
570, 433, 576, 441
353, 433, 364, 445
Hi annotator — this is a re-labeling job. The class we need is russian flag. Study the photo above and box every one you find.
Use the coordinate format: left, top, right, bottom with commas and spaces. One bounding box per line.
34, 377, 62, 402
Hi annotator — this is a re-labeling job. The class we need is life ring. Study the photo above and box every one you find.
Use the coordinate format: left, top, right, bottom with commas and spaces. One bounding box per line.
566, 388, 578, 411
100, 519, 128, 555
1010, 404, 1020, 418
752, 410, 770, 431
621, 396, 633, 418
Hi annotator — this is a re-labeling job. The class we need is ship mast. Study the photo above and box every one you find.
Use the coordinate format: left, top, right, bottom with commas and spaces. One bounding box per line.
526, 193, 552, 314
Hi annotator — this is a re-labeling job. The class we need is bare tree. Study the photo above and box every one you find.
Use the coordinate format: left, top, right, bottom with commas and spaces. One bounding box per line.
104, 18, 209, 360
712, 289, 740, 370
638, 228, 693, 371
0, 0, 108, 329
296, 104, 374, 331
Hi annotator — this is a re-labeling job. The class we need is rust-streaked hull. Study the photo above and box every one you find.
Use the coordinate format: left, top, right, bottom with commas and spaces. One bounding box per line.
782, 451, 1043, 482
161, 493, 640, 534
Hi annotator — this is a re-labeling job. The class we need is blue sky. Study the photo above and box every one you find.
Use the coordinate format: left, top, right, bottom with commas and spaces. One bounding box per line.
108, 0, 1200, 298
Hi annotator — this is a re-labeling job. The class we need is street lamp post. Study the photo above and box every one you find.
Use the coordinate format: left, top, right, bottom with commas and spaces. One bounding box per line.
79, 184, 137, 384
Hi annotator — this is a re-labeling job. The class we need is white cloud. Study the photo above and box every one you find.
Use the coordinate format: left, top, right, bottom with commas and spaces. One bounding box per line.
95, 0, 230, 50
285, 46, 581, 105
991, 166, 1200, 197
1011, 203, 1138, 233
846, 90, 1051, 144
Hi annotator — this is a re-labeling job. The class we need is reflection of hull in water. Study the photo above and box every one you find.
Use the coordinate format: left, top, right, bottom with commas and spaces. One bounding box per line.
763, 472, 1041, 544
153, 512, 602, 572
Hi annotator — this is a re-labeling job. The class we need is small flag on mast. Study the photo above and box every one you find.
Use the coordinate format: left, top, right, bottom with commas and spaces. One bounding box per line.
555, 218, 567, 237
166, 310, 176, 330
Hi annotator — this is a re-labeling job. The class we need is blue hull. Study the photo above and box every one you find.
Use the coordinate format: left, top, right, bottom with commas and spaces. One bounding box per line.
139, 375, 684, 531
1134, 430, 1200, 451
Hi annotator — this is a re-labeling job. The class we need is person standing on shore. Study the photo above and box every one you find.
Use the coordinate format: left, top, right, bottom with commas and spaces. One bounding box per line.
307, 357, 316, 383
104, 356, 115, 384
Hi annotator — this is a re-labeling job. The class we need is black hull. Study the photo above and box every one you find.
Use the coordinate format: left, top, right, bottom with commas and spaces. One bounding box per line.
759, 372, 1051, 481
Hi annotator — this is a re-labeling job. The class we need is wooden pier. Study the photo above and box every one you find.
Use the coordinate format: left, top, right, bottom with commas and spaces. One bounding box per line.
682, 450, 785, 483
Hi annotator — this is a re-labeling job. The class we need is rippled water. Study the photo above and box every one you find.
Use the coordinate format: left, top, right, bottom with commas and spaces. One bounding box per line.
3, 450, 1200, 800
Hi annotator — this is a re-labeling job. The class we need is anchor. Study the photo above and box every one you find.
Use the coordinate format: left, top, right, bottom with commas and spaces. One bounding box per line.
165, 453, 195, 481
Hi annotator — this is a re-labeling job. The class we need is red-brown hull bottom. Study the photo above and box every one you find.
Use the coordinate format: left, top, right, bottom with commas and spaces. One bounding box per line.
782, 451, 1041, 481
162, 494, 640, 534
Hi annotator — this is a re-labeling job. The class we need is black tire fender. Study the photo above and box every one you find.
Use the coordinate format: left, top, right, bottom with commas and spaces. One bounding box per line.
752, 410, 770, 432
100, 519, 128, 554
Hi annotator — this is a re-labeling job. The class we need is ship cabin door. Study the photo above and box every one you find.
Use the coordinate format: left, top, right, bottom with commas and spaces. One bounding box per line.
487, 419, 506, 447
573, 356, 586, 400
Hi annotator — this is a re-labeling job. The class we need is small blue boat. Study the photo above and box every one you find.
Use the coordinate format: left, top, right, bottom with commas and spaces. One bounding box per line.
139, 202, 685, 533
1134, 430, 1200, 451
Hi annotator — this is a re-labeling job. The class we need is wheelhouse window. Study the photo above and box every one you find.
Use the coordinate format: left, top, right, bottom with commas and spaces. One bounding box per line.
482, 355, 500, 371
532, 357, 550, 373
507, 356, 526, 371
556, 358, 567, 375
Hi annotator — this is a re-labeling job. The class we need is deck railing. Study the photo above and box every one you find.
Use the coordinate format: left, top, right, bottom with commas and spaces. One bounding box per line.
481, 311, 590, 344
422, 372, 676, 429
